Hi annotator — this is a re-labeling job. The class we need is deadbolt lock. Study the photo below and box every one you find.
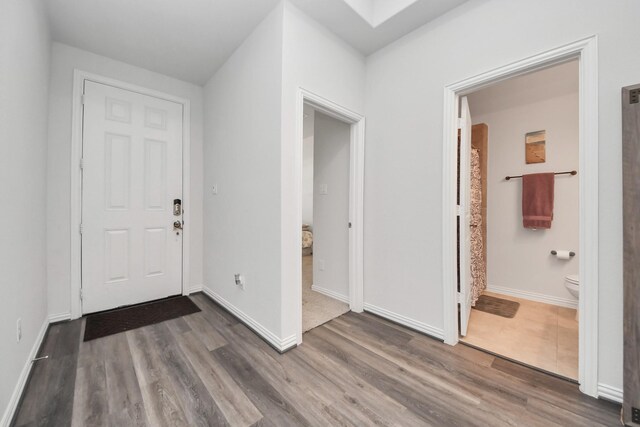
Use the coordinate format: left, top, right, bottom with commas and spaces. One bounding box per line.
173, 199, 182, 216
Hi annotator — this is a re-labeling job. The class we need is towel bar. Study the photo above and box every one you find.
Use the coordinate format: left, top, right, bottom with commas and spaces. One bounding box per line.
505, 170, 577, 180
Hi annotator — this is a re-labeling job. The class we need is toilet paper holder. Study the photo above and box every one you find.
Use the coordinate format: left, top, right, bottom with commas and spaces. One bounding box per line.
551, 250, 575, 257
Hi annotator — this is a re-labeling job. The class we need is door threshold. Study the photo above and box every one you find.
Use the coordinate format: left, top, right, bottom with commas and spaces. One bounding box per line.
83, 294, 183, 317
459, 340, 579, 384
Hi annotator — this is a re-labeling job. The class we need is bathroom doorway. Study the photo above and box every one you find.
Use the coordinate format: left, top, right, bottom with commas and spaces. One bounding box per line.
457, 60, 580, 380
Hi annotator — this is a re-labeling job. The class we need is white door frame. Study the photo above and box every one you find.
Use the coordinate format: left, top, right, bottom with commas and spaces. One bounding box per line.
441, 36, 599, 397
70, 69, 191, 319
294, 88, 365, 344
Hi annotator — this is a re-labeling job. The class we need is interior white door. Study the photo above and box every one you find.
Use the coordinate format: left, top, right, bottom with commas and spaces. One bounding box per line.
81, 81, 183, 314
459, 96, 473, 336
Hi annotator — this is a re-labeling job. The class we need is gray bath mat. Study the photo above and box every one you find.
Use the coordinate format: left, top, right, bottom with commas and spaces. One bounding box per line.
473, 295, 520, 318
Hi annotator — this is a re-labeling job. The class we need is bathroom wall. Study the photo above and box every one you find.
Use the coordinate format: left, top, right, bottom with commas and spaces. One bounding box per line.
468, 60, 579, 307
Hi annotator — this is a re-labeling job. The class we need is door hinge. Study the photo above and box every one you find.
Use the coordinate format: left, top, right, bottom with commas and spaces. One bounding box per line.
348, 222, 352, 229
81, 94, 86, 105
79, 223, 83, 234
456, 205, 461, 216
79, 289, 83, 301
457, 292, 462, 303
79, 158, 84, 170
457, 118, 464, 129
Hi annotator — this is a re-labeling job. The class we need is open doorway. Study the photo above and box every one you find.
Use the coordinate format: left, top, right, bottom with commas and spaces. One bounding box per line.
457, 60, 580, 380
293, 89, 365, 344
301, 104, 351, 332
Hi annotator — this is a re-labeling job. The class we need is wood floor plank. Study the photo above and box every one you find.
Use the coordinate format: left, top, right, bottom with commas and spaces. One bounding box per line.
71, 334, 109, 427
304, 326, 492, 426
127, 327, 192, 427
166, 321, 263, 427
229, 324, 366, 425
182, 312, 227, 351
13, 320, 81, 427
12, 295, 621, 426
328, 316, 532, 413
102, 333, 148, 426
131, 323, 229, 427
212, 344, 310, 426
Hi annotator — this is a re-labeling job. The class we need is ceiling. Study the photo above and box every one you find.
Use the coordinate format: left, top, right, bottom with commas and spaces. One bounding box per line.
45, 0, 280, 85
45, 0, 467, 86
288, 0, 468, 55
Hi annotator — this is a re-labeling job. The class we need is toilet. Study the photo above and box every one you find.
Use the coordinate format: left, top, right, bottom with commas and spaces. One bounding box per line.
564, 274, 579, 320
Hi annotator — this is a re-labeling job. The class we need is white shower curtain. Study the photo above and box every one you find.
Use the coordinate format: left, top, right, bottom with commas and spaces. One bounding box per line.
470, 149, 487, 306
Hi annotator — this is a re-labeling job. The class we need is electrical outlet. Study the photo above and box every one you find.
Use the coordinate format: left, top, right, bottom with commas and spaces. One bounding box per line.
632, 407, 640, 424
234, 273, 245, 289
16, 318, 22, 343
212, 184, 218, 195
318, 259, 325, 271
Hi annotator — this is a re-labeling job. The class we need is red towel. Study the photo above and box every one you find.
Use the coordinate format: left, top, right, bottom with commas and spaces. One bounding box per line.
522, 173, 554, 229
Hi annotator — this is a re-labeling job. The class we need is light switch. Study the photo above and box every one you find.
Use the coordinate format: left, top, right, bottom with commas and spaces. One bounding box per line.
319, 184, 328, 195
212, 184, 218, 195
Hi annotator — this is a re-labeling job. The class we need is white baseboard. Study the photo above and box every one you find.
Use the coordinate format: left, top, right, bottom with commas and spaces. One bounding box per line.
311, 285, 349, 303
48, 312, 71, 323
486, 285, 578, 309
1, 319, 49, 427
597, 383, 623, 403
185, 284, 203, 295
201, 286, 296, 352
363, 302, 444, 340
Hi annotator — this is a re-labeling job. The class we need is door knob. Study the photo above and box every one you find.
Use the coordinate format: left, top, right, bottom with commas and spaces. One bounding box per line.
173, 220, 183, 230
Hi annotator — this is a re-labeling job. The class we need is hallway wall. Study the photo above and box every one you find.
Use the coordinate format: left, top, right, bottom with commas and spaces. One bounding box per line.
0, 0, 51, 423
364, 0, 640, 395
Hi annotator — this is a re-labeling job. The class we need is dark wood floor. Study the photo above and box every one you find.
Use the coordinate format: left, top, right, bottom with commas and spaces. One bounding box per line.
12, 293, 621, 426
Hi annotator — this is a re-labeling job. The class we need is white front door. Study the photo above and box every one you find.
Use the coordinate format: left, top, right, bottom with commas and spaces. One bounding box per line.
459, 96, 473, 336
81, 81, 183, 314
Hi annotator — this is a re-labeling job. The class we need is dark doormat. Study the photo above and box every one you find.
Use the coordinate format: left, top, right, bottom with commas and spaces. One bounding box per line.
83, 296, 200, 341
473, 294, 520, 318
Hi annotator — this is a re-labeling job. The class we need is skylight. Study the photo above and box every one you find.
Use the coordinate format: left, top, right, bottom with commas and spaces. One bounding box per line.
342, 0, 419, 27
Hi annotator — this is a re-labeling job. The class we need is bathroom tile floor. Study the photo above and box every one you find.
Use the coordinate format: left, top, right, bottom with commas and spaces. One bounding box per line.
461, 291, 578, 380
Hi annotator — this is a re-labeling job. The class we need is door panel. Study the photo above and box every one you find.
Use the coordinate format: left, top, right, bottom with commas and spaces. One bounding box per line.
81, 81, 183, 314
459, 96, 473, 336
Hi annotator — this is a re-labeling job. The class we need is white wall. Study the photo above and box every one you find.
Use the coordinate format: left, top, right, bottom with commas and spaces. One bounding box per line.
46, 42, 204, 318
312, 111, 350, 297
302, 107, 314, 226
468, 61, 579, 306
203, 5, 285, 338
364, 0, 640, 393
280, 1, 366, 341
0, 0, 50, 422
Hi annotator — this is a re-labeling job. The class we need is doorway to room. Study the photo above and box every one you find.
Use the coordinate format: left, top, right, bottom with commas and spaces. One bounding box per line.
441, 37, 599, 396
294, 89, 365, 344
456, 60, 580, 380
301, 104, 351, 332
